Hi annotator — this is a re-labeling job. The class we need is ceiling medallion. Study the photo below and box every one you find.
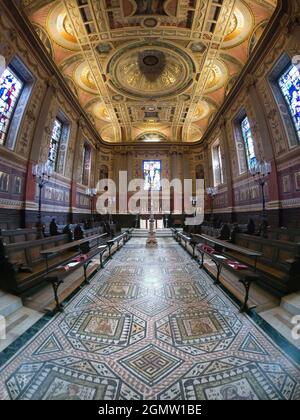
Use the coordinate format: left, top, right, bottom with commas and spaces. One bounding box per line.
143, 55, 160, 66
107, 41, 195, 100
138, 50, 166, 82
142, 17, 159, 28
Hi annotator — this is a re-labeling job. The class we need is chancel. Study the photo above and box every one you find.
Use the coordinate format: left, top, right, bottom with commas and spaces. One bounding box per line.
0, 0, 300, 402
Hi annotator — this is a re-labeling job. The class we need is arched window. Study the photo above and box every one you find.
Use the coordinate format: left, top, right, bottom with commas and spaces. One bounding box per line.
48, 118, 63, 170
0, 68, 24, 146
81, 143, 91, 186
278, 64, 300, 144
269, 54, 300, 149
212, 141, 224, 187
240, 116, 257, 170
0, 58, 33, 150
233, 112, 257, 174
47, 113, 70, 174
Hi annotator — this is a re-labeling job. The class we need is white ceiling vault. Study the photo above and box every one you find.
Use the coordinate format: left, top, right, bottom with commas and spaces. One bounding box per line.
21, 0, 277, 143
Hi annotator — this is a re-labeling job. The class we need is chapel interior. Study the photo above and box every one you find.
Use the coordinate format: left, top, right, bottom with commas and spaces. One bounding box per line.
0, 0, 300, 401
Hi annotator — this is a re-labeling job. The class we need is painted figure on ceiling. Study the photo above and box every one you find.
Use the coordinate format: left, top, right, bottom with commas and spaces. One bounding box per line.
135, 0, 166, 15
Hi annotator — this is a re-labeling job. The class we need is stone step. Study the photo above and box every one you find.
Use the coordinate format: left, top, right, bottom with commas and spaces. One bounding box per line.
281, 293, 300, 316
0, 306, 43, 352
0, 293, 23, 318
259, 306, 300, 350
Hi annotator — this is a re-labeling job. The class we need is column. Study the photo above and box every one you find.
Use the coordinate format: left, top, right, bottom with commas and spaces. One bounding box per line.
245, 75, 281, 226
24, 78, 57, 227
220, 116, 235, 222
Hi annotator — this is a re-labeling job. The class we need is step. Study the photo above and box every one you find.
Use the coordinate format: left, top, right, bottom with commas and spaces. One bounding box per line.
0, 294, 23, 318
0, 306, 43, 352
281, 293, 300, 316
259, 306, 300, 350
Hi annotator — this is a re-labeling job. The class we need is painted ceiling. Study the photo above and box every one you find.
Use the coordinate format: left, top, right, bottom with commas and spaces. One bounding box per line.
22, 0, 278, 143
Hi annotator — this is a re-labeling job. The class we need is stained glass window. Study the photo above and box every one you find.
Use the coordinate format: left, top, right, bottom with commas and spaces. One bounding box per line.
241, 116, 257, 170
82, 143, 91, 186
278, 64, 300, 143
143, 160, 161, 191
48, 119, 63, 171
212, 143, 223, 187
0, 67, 23, 146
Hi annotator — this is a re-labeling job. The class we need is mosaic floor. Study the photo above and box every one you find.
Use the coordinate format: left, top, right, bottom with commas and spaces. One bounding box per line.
0, 238, 300, 400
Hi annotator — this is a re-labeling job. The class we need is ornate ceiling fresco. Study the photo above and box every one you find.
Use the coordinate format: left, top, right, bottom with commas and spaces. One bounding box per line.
22, 0, 278, 143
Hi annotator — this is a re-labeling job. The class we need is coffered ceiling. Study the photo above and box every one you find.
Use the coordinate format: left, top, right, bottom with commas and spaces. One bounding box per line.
21, 0, 277, 143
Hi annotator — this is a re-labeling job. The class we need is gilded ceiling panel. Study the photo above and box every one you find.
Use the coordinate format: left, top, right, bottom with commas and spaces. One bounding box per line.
22, 0, 277, 143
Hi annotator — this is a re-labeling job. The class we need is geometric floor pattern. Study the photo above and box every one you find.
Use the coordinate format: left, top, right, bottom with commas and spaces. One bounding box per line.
0, 238, 300, 400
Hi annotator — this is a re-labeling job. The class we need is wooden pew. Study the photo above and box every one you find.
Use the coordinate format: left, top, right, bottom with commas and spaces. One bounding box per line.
45, 230, 132, 312
195, 234, 261, 312
1, 228, 105, 295
231, 233, 300, 296
173, 232, 259, 312
197, 234, 262, 270
40, 233, 106, 272
0, 228, 38, 244
44, 240, 107, 313
197, 242, 259, 312
106, 232, 129, 258
177, 232, 191, 251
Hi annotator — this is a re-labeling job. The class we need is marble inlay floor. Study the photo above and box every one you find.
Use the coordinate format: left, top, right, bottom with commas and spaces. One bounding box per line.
0, 238, 300, 400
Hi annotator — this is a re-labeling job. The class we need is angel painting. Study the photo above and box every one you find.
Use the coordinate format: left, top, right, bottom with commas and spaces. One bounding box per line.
134, 0, 166, 15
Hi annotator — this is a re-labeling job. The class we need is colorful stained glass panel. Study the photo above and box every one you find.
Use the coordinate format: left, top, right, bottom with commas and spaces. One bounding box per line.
278, 64, 300, 143
241, 116, 257, 170
0, 68, 23, 146
48, 119, 63, 170
143, 160, 161, 191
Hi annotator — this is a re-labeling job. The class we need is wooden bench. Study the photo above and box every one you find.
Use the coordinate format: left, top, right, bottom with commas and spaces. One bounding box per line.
265, 227, 300, 243
0, 228, 38, 244
197, 234, 262, 271
1, 228, 106, 295
195, 234, 262, 312
98, 245, 109, 268
45, 230, 132, 312
107, 232, 129, 258
171, 228, 177, 239
125, 228, 134, 241
231, 233, 300, 296
197, 243, 259, 312
44, 249, 101, 313
177, 232, 191, 251
40, 233, 106, 272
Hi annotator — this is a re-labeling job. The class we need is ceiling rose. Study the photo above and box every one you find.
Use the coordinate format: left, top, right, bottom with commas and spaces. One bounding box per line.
107, 41, 195, 100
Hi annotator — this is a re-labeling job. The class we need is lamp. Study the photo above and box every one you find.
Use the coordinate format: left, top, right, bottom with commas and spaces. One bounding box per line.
86, 188, 97, 222
32, 162, 53, 238
250, 160, 271, 227
206, 186, 218, 222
